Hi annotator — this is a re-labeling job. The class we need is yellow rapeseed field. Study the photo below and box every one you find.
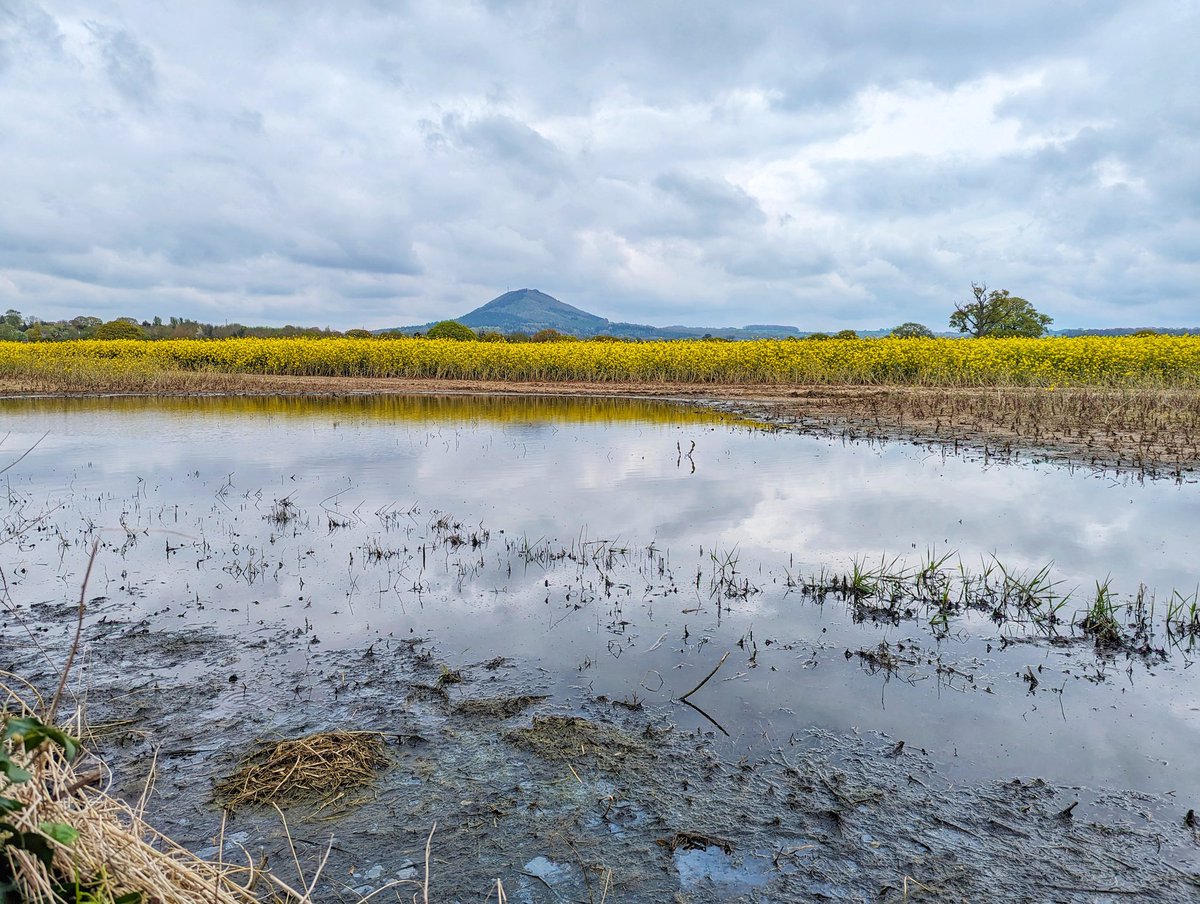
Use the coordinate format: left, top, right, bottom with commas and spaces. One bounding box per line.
1, 335, 1198, 388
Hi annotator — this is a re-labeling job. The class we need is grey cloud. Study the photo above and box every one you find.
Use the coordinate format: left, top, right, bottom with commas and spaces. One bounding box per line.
373, 55, 404, 87
433, 112, 570, 197
89, 23, 157, 107
185, 103, 264, 133
721, 241, 837, 282
338, 280, 416, 300
653, 172, 765, 227
460, 114, 562, 165
0, 1, 62, 74
172, 228, 276, 274
0, 0, 1196, 329
4, 254, 163, 292
292, 242, 423, 277
769, 2, 1127, 110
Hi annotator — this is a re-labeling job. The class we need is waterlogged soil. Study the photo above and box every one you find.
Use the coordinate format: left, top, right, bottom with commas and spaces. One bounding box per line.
7, 616, 1200, 903
3, 394, 1200, 901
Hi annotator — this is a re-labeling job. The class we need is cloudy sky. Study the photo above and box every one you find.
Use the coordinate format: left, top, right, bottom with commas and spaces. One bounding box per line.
1, 1, 1197, 331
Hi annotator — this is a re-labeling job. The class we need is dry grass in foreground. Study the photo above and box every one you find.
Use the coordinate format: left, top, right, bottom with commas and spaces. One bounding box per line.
1, 682, 269, 904
0, 687, 447, 904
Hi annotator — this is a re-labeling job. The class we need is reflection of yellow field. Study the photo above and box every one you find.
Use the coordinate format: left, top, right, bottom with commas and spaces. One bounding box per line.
1, 335, 1198, 388
0, 391, 743, 427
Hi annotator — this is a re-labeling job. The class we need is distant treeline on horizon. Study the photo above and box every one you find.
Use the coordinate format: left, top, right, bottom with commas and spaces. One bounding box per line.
1, 310, 1197, 343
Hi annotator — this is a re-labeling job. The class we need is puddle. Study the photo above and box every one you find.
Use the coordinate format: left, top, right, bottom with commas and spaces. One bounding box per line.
2, 393, 1199, 900
675, 845, 770, 893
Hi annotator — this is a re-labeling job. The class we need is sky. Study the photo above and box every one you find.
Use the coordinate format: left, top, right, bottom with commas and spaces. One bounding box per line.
1, 1, 1197, 331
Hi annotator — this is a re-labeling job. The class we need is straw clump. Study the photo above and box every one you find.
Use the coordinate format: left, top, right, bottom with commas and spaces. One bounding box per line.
215, 731, 391, 812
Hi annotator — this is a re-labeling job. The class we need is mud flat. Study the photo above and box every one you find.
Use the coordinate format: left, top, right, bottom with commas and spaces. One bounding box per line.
7, 605, 1200, 903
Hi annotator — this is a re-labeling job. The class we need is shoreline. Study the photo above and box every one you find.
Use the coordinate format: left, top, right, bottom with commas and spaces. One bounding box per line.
4, 374, 1198, 479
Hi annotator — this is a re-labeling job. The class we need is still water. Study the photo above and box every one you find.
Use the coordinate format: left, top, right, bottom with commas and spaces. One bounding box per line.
3, 394, 1198, 798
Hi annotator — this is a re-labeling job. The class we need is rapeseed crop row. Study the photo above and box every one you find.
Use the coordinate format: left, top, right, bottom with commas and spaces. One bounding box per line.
1, 335, 1198, 388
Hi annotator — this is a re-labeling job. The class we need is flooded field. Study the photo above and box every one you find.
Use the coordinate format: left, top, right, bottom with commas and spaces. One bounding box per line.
3, 394, 1199, 902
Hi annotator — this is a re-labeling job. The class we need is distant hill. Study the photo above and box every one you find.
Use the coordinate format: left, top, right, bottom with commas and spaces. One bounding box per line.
457, 289, 609, 335
387, 289, 804, 339
386, 289, 1200, 340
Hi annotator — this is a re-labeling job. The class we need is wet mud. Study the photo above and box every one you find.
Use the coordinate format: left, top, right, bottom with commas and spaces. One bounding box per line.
5, 602, 1199, 902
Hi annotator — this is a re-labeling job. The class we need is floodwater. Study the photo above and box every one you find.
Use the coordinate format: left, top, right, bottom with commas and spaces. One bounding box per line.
2, 394, 1200, 900
3, 394, 1197, 790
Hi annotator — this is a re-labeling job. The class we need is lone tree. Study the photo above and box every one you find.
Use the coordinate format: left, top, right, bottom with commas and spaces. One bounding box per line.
950, 284, 1052, 338
94, 319, 146, 340
426, 320, 477, 341
890, 321, 934, 338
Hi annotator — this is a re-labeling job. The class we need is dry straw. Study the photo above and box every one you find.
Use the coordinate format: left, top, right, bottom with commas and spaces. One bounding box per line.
215, 730, 391, 812
1, 682, 271, 904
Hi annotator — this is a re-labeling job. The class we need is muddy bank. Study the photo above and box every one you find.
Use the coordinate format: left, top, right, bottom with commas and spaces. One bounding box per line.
3, 374, 1198, 478
5, 601, 1200, 903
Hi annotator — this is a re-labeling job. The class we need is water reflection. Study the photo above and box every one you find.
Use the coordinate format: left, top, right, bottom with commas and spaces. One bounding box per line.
2, 393, 1198, 799
0, 392, 744, 427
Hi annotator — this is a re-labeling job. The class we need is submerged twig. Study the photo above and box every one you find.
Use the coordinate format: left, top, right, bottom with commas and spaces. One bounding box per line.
0, 430, 48, 477
680, 697, 730, 737
679, 650, 729, 702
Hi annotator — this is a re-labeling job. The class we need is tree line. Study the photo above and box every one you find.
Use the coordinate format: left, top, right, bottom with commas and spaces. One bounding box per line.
1, 283, 1060, 343
0, 311, 344, 342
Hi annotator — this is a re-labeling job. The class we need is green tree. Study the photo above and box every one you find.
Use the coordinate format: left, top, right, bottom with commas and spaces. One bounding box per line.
426, 320, 477, 341
950, 283, 1052, 338
833, 329, 859, 340
890, 322, 934, 339
94, 320, 147, 340
344, 328, 373, 339
530, 329, 575, 342
71, 315, 102, 335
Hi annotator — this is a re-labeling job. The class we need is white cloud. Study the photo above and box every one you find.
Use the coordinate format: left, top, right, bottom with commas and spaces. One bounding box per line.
819, 72, 1059, 162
